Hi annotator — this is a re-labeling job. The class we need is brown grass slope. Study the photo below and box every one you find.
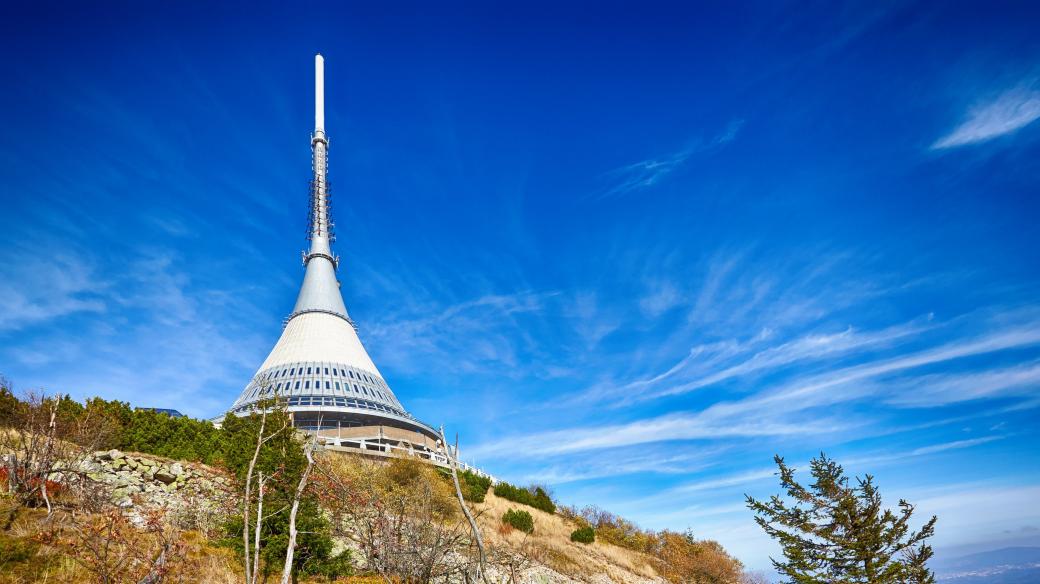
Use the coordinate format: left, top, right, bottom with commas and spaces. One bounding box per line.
476, 491, 663, 583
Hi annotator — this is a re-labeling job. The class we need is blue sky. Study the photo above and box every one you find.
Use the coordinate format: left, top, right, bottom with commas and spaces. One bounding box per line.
2, 1, 1039, 572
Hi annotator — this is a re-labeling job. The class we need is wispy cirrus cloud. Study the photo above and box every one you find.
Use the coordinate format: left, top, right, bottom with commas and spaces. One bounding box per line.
365, 289, 558, 377
650, 435, 1008, 502
588, 316, 935, 406
474, 317, 1040, 459
886, 360, 1040, 408
519, 447, 726, 485
932, 82, 1040, 149
598, 119, 744, 198
600, 150, 692, 198
908, 435, 1005, 457
470, 410, 846, 459
0, 248, 108, 332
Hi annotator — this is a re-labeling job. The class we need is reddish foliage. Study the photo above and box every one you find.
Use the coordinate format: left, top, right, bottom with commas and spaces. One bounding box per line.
0, 466, 66, 498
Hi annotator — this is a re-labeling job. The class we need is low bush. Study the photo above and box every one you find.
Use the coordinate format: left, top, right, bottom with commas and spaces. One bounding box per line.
570, 526, 595, 544
434, 468, 492, 502
460, 470, 492, 502
493, 482, 556, 514
502, 508, 534, 534
0, 389, 229, 466
560, 504, 745, 581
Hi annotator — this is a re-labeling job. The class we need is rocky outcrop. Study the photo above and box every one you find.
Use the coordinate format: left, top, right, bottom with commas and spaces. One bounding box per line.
80, 449, 234, 530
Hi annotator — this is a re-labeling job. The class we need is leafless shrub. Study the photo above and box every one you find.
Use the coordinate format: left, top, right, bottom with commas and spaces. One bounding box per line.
0, 390, 116, 515
316, 454, 486, 582
47, 506, 188, 584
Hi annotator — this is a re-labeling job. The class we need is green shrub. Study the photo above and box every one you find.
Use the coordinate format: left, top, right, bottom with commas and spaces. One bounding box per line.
77, 397, 228, 465
460, 470, 492, 503
434, 468, 492, 503
219, 409, 348, 579
502, 508, 534, 534
493, 482, 556, 514
570, 526, 595, 544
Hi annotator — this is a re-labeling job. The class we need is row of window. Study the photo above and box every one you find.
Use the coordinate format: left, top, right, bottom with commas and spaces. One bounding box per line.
235, 396, 405, 417
266, 379, 388, 401
266, 365, 379, 385
248, 362, 398, 407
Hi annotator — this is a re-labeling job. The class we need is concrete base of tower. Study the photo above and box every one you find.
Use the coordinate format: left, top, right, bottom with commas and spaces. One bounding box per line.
314, 424, 494, 481
213, 405, 494, 481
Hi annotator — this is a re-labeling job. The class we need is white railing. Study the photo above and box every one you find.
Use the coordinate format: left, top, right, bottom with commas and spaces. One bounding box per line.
318, 435, 495, 482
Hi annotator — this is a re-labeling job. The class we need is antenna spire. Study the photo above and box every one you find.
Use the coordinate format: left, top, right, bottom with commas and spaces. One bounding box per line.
315, 53, 325, 133
291, 52, 345, 320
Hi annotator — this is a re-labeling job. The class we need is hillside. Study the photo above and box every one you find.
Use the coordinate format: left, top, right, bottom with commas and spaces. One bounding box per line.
475, 491, 662, 583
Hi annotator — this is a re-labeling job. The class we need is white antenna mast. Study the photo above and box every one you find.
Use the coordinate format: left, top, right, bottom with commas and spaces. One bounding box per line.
315, 53, 325, 133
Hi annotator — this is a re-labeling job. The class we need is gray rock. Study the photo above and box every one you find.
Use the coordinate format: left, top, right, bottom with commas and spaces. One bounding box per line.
107, 449, 123, 460
170, 463, 184, 476
154, 469, 177, 484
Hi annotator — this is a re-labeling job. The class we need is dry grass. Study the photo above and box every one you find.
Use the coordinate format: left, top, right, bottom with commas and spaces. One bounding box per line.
476, 491, 661, 583
0, 496, 244, 584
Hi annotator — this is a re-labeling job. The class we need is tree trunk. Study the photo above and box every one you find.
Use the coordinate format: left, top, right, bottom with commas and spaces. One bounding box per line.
251, 472, 265, 584
280, 436, 316, 584
440, 427, 486, 581
242, 409, 268, 584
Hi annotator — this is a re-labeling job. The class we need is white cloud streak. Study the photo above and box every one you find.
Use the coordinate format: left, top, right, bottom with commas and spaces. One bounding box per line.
598, 120, 744, 198
886, 361, 1040, 407
933, 83, 1040, 149
606, 317, 935, 405
0, 251, 108, 331
474, 324, 1040, 459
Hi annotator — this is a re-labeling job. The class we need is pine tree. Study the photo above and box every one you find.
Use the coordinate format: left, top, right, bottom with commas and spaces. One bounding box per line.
746, 453, 936, 584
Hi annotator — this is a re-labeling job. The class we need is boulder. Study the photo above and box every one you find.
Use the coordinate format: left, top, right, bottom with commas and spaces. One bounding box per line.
154, 468, 177, 484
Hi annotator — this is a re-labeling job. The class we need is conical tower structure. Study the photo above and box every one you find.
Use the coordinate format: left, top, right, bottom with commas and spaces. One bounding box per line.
226, 55, 439, 450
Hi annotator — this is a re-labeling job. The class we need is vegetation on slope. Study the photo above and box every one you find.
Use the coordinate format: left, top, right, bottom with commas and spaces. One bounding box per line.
0, 384, 348, 582
493, 481, 556, 514
0, 385, 226, 465
570, 526, 595, 544
437, 466, 492, 503
502, 508, 535, 534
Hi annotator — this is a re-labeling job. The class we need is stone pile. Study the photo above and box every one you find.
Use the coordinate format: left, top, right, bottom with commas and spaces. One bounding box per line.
84, 449, 231, 512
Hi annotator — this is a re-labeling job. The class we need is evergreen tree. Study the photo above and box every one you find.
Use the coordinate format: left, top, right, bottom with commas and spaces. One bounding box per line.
220, 410, 349, 582
746, 453, 936, 584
